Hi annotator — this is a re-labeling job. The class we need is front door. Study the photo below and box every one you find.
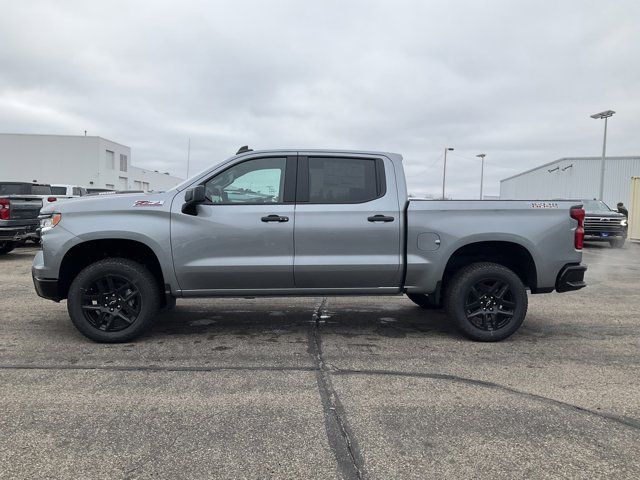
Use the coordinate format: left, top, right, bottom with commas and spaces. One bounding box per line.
293, 154, 402, 289
171, 156, 296, 293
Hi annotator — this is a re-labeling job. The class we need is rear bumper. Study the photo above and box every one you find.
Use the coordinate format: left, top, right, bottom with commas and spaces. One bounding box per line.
556, 264, 587, 293
0, 226, 28, 242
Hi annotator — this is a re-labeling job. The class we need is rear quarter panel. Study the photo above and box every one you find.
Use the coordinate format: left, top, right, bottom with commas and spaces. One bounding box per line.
405, 200, 582, 293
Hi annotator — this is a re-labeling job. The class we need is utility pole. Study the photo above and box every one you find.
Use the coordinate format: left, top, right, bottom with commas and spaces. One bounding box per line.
476, 154, 486, 200
186, 137, 191, 178
590, 110, 615, 201
442, 147, 454, 199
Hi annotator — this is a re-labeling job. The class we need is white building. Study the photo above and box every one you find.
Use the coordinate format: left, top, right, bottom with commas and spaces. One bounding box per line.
500, 156, 640, 208
0, 133, 183, 191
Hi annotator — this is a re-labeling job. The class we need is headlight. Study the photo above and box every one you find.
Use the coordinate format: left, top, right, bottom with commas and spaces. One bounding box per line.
40, 213, 62, 232
621, 219, 628, 227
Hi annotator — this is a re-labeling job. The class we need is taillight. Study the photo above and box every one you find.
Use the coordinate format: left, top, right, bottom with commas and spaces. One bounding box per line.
570, 206, 585, 250
47, 197, 57, 202
0, 198, 9, 220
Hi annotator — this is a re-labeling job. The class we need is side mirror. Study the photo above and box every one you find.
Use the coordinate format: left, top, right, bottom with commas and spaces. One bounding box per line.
182, 185, 206, 215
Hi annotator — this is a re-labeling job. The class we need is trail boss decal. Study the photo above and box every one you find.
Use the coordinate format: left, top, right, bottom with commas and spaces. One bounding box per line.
530, 202, 558, 209
133, 200, 165, 207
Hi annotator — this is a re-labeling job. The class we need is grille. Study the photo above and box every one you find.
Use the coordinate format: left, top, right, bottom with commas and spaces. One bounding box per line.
584, 217, 623, 233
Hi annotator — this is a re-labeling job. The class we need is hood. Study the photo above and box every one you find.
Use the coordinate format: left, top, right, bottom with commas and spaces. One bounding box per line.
584, 210, 624, 217
40, 191, 175, 215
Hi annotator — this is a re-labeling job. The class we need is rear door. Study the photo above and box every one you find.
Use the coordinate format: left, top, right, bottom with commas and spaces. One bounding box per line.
171, 155, 297, 292
293, 154, 402, 288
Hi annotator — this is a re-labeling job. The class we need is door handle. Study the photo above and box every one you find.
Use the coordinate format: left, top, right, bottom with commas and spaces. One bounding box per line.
261, 214, 289, 223
367, 214, 395, 223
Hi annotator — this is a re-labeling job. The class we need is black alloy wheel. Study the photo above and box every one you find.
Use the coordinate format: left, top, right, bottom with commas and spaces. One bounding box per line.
463, 279, 515, 331
67, 258, 160, 342
445, 262, 528, 342
80, 274, 142, 332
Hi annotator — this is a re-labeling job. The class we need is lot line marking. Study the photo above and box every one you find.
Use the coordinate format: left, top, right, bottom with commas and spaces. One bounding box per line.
308, 297, 366, 480
0, 364, 315, 373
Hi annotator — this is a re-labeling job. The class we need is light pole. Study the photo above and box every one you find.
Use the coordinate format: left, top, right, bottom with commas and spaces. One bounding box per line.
590, 110, 615, 201
442, 147, 454, 199
476, 154, 486, 200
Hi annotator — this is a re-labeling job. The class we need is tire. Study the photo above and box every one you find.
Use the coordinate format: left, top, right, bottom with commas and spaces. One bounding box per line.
67, 258, 160, 343
406, 293, 441, 310
445, 262, 528, 342
609, 237, 626, 248
0, 241, 15, 255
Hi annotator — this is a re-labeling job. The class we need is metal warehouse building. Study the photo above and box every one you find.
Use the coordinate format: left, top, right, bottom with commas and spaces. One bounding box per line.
0, 133, 183, 191
500, 156, 640, 209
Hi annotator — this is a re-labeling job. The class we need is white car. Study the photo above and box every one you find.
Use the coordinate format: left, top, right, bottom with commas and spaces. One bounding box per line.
50, 184, 88, 202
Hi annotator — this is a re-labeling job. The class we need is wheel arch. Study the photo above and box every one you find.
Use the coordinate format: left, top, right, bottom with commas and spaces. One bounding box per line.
440, 240, 538, 295
58, 238, 168, 302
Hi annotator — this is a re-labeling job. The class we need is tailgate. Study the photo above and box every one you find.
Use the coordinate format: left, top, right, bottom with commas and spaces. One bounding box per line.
9, 197, 43, 220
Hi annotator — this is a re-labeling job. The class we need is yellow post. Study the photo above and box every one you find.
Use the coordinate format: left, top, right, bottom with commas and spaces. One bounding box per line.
630, 177, 640, 241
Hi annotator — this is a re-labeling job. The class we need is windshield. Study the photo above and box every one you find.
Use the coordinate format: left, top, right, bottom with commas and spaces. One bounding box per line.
170, 156, 235, 191
582, 200, 612, 212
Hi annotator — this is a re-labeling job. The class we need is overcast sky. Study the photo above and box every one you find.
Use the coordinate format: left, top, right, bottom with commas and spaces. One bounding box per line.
1, 0, 639, 197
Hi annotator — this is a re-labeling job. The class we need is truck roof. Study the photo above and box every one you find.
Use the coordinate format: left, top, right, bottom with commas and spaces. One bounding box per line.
234, 148, 403, 160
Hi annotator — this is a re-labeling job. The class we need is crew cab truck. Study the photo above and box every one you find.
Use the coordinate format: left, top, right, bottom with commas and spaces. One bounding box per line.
1, 183, 46, 254
33, 149, 587, 343
581, 199, 627, 248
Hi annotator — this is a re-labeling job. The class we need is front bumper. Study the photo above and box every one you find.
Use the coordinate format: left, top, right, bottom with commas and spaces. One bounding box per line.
32, 250, 62, 301
556, 264, 587, 293
32, 275, 62, 302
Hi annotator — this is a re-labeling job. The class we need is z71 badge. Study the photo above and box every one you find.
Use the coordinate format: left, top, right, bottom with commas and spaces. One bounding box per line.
530, 202, 558, 209
133, 200, 165, 207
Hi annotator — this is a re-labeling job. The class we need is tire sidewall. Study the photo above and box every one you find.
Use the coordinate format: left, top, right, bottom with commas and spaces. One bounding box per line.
67, 259, 159, 343
0, 241, 15, 255
447, 264, 528, 342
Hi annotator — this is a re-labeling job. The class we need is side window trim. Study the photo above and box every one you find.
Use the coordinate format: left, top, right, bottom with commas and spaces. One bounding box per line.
296, 155, 386, 205
198, 155, 296, 205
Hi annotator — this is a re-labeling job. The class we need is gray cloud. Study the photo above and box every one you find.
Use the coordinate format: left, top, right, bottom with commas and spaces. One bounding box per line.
1, 0, 639, 197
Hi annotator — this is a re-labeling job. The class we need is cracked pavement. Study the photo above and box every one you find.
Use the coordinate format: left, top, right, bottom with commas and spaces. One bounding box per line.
1, 243, 640, 479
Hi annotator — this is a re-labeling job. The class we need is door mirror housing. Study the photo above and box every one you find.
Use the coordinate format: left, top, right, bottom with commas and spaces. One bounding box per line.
182, 185, 206, 215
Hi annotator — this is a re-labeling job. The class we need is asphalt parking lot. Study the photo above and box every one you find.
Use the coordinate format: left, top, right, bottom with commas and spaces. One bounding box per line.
1, 243, 640, 479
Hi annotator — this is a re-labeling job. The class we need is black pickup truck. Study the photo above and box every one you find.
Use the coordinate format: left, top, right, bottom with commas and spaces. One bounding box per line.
0, 182, 48, 255
582, 200, 627, 248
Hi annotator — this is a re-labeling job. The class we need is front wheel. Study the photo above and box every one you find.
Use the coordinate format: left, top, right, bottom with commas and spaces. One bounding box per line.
609, 237, 626, 248
445, 262, 528, 342
67, 258, 160, 343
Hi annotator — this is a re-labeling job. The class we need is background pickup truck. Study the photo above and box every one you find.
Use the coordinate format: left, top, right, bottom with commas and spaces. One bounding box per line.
1, 182, 46, 254
581, 199, 627, 248
33, 149, 587, 343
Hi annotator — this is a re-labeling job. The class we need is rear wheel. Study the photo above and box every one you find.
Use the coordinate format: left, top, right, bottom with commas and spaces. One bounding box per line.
0, 241, 15, 255
609, 237, 626, 248
445, 262, 528, 342
67, 258, 160, 342
406, 293, 441, 309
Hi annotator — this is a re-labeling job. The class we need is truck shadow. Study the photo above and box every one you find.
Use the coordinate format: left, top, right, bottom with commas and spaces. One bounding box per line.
151, 303, 457, 340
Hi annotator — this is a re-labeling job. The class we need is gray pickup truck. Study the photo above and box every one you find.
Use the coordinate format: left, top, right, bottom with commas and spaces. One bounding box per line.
33, 149, 587, 343
1, 182, 48, 254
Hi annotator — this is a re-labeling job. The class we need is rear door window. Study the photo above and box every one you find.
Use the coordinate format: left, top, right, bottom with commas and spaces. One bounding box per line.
306, 157, 383, 203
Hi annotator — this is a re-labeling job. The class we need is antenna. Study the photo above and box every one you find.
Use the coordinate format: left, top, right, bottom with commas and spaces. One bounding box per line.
236, 145, 252, 154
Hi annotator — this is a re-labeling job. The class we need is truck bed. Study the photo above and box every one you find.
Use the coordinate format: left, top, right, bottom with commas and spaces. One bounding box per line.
404, 199, 582, 294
